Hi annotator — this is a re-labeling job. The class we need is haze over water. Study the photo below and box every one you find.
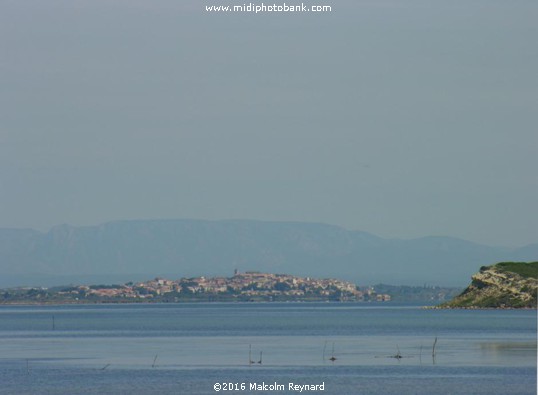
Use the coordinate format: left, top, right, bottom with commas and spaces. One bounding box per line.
0, 303, 535, 394
1, 1, 536, 393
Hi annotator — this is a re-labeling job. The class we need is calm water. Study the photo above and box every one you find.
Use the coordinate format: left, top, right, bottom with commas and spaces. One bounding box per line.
0, 303, 536, 394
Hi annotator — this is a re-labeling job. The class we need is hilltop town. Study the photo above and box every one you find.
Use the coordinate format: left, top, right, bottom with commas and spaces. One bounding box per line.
0, 271, 392, 304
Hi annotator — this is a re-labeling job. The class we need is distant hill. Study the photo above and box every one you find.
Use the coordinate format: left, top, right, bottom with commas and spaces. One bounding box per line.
0, 219, 537, 287
440, 262, 538, 308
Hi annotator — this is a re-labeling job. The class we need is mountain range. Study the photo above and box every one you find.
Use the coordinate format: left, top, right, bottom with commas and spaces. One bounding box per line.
0, 219, 536, 288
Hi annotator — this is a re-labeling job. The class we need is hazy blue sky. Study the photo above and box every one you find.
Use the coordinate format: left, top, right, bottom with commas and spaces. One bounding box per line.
1, 0, 536, 247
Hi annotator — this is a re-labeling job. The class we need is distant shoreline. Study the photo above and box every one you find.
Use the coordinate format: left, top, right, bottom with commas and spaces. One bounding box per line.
0, 271, 461, 305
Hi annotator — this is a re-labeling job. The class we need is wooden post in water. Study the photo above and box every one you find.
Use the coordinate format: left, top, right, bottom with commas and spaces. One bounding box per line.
248, 344, 254, 365
432, 337, 438, 364
329, 342, 337, 362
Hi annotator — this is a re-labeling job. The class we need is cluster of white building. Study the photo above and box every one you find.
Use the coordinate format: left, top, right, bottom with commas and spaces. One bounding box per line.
59, 271, 391, 301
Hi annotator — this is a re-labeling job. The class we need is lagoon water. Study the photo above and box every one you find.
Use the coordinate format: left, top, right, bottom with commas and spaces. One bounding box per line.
0, 303, 536, 394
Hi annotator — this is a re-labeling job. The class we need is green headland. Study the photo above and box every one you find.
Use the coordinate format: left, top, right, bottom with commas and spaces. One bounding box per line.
440, 261, 538, 309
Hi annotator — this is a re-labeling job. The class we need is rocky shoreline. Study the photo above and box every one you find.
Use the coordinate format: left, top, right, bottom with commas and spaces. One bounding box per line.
438, 262, 537, 309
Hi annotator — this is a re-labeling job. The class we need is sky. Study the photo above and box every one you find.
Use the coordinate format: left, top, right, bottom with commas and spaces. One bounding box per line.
0, 0, 536, 247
